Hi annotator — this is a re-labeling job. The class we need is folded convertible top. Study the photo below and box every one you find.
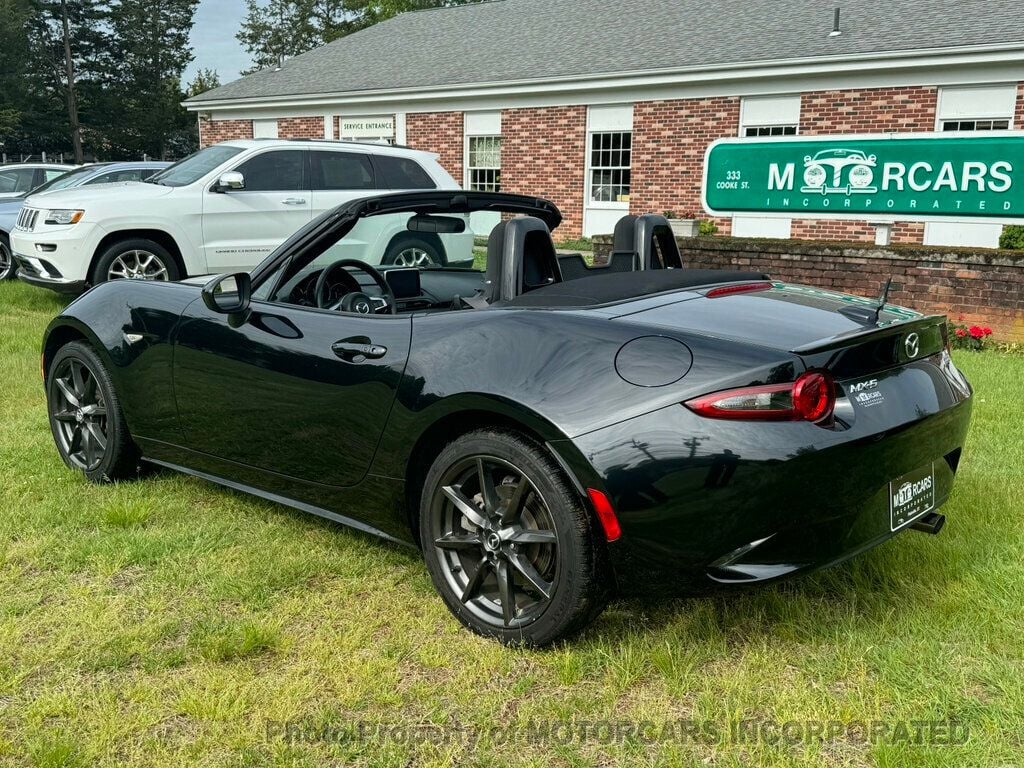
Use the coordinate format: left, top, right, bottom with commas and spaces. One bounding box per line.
503, 268, 770, 308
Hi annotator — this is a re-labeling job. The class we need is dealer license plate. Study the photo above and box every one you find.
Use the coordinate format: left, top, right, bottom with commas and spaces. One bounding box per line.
890, 462, 935, 531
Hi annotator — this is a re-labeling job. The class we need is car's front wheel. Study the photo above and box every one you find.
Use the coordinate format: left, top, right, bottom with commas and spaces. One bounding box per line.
0, 232, 15, 280
91, 238, 180, 285
47, 341, 140, 483
420, 429, 610, 646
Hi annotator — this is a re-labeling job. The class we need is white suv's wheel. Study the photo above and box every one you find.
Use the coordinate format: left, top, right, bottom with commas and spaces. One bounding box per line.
91, 238, 181, 285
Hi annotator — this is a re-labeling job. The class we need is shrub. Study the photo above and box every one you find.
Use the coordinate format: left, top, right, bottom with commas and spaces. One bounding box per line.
949, 315, 994, 351
698, 219, 719, 237
999, 225, 1024, 250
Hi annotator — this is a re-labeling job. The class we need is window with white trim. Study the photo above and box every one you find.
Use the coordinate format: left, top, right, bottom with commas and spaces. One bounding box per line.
589, 131, 631, 203
467, 136, 502, 192
937, 85, 1016, 131
739, 95, 801, 137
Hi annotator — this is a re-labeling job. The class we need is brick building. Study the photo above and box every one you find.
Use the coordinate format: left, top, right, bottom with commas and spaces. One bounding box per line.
185, 0, 1024, 246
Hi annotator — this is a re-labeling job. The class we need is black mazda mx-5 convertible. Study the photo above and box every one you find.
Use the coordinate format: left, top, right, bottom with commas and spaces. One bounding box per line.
42, 191, 973, 645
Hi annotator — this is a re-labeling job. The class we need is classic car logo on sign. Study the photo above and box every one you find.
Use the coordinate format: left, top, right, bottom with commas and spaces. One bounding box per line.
905, 332, 920, 359
802, 149, 878, 196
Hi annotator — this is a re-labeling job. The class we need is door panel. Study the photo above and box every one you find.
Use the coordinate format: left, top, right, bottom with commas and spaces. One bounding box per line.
201, 149, 312, 273
172, 301, 412, 487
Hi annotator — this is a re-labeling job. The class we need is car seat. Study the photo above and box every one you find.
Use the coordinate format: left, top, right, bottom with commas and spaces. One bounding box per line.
484, 217, 563, 303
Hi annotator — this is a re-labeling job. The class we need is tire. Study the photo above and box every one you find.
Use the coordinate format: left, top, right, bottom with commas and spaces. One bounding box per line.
46, 341, 140, 483
420, 429, 610, 646
90, 237, 180, 285
383, 234, 446, 268
0, 232, 14, 281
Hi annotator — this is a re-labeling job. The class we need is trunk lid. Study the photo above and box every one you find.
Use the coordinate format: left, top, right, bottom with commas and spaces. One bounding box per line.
608, 282, 947, 373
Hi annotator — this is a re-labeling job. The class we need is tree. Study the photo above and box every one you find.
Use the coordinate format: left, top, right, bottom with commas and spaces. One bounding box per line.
26, 0, 109, 162
100, 0, 200, 158
186, 68, 221, 98
237, 0, 484, 72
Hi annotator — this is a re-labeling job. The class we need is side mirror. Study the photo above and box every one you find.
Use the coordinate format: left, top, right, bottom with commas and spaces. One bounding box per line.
215, 171, 245, 192
202, 272, 251, 314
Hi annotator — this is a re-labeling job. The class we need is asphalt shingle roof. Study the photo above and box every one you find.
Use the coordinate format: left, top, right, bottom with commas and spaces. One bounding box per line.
188, 0, 1024, 104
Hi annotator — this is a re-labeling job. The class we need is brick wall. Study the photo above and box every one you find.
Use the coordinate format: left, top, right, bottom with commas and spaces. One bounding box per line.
277, 116, 324, 140
792, 86, 939, 244
406, 112, 464, 182
198, 118, 253, 148
501, 106, 587, 238
630, 97, 741, 237
592, 234, 1024, 342
1016, 83, 1024, 128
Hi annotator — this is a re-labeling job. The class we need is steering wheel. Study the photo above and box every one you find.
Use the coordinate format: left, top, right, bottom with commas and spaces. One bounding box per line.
314, 258, 397, 315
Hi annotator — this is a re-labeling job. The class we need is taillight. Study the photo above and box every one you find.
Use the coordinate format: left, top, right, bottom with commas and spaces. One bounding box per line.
685, 371, 836, 424
705, 282, 774, 299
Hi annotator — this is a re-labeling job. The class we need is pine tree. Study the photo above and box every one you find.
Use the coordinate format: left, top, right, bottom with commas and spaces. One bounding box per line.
101, 0, 201, 158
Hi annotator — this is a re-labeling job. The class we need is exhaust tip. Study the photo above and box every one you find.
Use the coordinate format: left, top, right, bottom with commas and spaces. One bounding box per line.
910, 512, 946, 535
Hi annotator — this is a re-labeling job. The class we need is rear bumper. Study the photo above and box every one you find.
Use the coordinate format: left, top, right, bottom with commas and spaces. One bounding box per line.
569, 379, 972, 590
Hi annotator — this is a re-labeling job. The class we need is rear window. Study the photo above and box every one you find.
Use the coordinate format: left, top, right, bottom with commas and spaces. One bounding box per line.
373, 155, 436, 190
311, 150, 375, 190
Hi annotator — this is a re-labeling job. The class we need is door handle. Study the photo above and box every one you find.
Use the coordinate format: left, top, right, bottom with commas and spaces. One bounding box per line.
281, 197, 307, 205
332, 341, 387, 361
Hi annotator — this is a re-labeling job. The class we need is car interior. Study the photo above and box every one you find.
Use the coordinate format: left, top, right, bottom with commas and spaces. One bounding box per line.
257, 206, 768, 316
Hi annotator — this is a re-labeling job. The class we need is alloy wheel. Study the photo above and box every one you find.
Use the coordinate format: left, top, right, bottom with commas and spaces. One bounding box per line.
0, 240, 12, 279
393, 247, 435, 268
49, 357, 109, 471
431, 456, 559, 629
107, 249, 169, 281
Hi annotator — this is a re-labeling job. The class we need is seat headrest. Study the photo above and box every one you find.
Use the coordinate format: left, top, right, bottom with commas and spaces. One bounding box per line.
487, 216, 562, 303
484, 221, 508, 303
613, 215, 638, 253
635, 214, 683, 270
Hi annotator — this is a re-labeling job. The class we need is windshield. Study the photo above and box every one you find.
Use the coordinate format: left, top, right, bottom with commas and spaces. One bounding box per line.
148, 145, 245, 187
19, 166, 99, 197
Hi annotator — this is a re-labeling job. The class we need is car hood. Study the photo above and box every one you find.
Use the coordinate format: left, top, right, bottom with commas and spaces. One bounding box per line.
25, 181, 175, 208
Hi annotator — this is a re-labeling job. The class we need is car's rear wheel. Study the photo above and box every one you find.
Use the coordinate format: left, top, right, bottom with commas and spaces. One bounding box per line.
383, 234, 446, 267
91, 238, 180, 285
420, 429, 610, 646
0, 233, 14, 280
47, 341, 140, 483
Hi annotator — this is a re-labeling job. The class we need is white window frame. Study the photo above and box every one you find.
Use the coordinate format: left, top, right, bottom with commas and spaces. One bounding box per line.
463, 111, 502, 193
585, 105, 633, 212
936, 84, 1017, 132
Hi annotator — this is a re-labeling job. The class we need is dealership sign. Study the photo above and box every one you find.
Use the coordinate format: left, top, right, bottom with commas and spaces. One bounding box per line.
703, 133, 1024, 222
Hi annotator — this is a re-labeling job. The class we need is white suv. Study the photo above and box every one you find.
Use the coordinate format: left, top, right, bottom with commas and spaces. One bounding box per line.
11, 140, 462, 294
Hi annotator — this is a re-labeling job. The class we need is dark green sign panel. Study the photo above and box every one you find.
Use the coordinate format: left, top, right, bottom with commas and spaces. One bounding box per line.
703, 134, 1024, 222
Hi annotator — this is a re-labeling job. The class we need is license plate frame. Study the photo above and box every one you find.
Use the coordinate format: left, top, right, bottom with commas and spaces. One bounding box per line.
890, 462, 936, 531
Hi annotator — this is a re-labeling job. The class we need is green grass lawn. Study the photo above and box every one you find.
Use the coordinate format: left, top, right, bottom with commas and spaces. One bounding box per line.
1, 280, 1022, 767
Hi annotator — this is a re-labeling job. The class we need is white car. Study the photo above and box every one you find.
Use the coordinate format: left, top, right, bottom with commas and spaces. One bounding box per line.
11, 140, 465, 294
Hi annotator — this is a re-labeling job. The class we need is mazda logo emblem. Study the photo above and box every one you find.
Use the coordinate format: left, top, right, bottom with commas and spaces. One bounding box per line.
355, 301, 370, 314
904, 332, 920, 359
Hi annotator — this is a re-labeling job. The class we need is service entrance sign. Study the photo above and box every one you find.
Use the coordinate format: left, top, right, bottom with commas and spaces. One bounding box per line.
703, 133, 1024, 223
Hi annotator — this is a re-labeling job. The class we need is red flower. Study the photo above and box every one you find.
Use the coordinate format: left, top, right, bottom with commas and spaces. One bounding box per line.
956, 329, 968, 338
983, 327, 993, 336
969, 326, 984, 339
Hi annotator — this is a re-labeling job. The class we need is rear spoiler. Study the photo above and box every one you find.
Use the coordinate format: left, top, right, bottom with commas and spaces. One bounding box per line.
791, 315, 947, 356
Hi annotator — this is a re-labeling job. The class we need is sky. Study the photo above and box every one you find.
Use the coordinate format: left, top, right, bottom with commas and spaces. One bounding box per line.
184, 0, 252, 86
